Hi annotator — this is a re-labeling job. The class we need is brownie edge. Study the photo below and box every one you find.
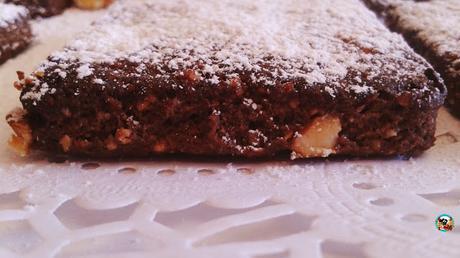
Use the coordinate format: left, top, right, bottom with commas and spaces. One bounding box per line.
9, 62, 446, 160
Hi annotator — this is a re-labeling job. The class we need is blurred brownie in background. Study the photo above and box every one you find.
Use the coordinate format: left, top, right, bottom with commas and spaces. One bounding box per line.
0, 3, 32, 64
365, 0, 460, 115
5, 0, 71, 17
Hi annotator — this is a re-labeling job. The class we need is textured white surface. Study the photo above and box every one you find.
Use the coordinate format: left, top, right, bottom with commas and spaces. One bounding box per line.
1, 7, 460, 258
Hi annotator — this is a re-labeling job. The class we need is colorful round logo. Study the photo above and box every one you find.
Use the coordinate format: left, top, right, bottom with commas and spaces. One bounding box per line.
436, 214, 455, 232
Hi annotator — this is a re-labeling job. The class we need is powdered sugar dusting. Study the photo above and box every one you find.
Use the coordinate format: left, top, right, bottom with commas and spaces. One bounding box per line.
76, 63, 93, 79
0, 3, 28, 28
25, 0, 430, 101
348, 85, 376, 94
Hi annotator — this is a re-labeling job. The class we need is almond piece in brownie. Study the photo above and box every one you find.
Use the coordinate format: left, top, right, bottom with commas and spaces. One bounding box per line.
9, 0, 446, 159
74, 0, 113, 10
5, 0, 71, 18
0, 3, 32, 65
364, 0, 460, 115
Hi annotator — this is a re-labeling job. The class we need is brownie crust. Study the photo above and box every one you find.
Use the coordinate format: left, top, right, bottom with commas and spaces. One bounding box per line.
8, 0, 447, 159
15, 63, 445, 159
5, 0, 71, 18
0, 4, 32, 65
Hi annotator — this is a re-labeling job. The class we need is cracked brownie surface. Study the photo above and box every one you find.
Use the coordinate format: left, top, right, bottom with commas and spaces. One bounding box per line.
9, 0, 446, 159
0, 3, 31, 65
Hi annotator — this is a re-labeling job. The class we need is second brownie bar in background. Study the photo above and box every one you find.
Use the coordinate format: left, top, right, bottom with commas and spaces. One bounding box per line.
364, 0, 460, 116
0, 3, 32, 64
5, 0, 71, 18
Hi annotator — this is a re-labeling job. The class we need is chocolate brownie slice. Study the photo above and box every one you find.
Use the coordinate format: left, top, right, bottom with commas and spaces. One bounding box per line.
0, 3, 32, 65
5, 0, 71, 17
8, 0, 446, 159
383, 0, 460, 116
